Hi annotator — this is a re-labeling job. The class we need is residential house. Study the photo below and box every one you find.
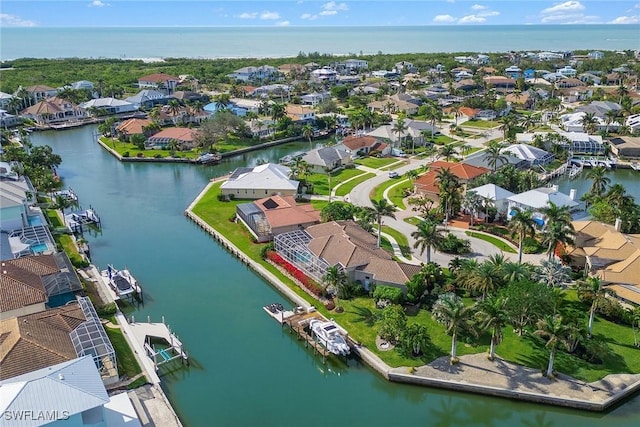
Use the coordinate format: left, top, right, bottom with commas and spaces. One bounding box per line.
0, 258, 48, 319
336, 59, 368, 74
0, 297, 117, 383
516, 131, 605, 155
556, 66, 578, 77
273, 220, 420, 290
145, 127, 197, 150
566, 220, 640, 305
462, 149, 522, 171
454, 79, 479, 92
368, 97, 418, 115
0, 110, 21, 128
137, 73, 180, 93
21, 98, 87, 125
505, 92, 533, 109
172, 90, 209, 104
301, 146, 352, 172
301, 92, 330, 107
79, 98, 137, 115
125, 89, 170, 109
483, 76, 516, 92
504, 66, 522, 78
227, 65, 280, 82
444, 106, 480, 121
467, 184, 515, 217
560, 111, 608, 132
278, 63, 306, 77
204, 101, 247, 117
609, 136, 640, 159
220, 163, 299, 200
251, 84, 292, 100
249, 119, 276, 139
506, 186, 579, 226
0, 356, 141, 427
394, 61, 417, 74
24, 85, 57, 104
236, 195, 320, 242
310, 67, 337, 84
589, 51, 605, 60
0, 91, 15, 109
626, 114, 640, 134
413, 161, 490, 201
370, 70, 400, 79
340, 135, 390, 156
367, 119, 438, 148
0, 168, 35, 232
579, 72, 602, 85
230, 98, 262, 114
501, 143, 555, 167
557, 87, 593, 103
575, 101, 622, 123
285, 104, 315, 123
556, 78, 585, 89
115, 118, 153, 139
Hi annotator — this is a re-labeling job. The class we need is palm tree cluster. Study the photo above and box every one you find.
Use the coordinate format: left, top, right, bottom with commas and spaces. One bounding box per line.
583, 168, 640, 233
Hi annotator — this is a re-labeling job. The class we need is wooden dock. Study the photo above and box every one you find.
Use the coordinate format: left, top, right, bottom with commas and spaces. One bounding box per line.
283, 311, 333, 362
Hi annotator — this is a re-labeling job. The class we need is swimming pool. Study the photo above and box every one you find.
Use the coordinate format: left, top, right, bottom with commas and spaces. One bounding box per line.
28, 216, 44, 226
31, 243, 48, 254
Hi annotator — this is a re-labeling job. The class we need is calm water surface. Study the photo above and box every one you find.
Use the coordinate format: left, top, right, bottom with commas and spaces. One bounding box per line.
32, 126, 640, 426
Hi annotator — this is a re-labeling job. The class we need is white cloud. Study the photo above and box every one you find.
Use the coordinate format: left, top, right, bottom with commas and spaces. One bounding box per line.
459, 15, 486, 23
0, 13, 36, 27
320, 10, 338, 16
276, 20, 290, 26
301, 13, 317, 20
89, 0, 110, 7
322, 1, 348, 12
471, 4, 487, 10
541, 12, 599, 23
433, 14, 456, 23
609, 15, 640, 24
238, 12, 257, 19
478, 10, 500, 17
260, 11, 281, 20
541, 1, 585, 15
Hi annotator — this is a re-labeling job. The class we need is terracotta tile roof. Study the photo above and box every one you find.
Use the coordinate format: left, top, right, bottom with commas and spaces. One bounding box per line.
25, 85, 55, 92
342, 135, 378, 150
483, 76, 516, 85
0, 305, 85, 380
147, 127, 195, 142
256, 195, 321, 228
0, 263, 48, 313
138, 73, 179, 82
359, 259, 419, 285
285, 105, 315, 115
413, 171, 440, 195
429, 161, 490, 181
6, 254, 59, 276
22, 99, 64, 115
116, 118, 153, 135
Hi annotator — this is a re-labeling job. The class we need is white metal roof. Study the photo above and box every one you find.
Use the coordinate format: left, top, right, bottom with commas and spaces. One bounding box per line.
221, 163, 299, 191
468, 184, 515, 201
507, 187, 579, 210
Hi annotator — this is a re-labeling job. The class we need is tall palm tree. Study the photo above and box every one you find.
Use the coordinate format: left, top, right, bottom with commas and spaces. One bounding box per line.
576, 276, 610, 338
392, 118, 408, 150
438, 144, 458, 162
498, 114, 517, 142
630, 306, 640, 348
462, 190, 482, 226
507, 207, 536, 263
604, 109, 619, 134
534, 315, 571, 378
301, 124, 314, 146
476, 295, 508, 360
579, 112, 598, 134
432, 293, 476, 364
371, 198, 396, 248
587, 166, 610, 197
436, 168, 460, 222
411, 219, 444, 263
167, 99, 182, 125
270, 102, 286, 122
461, 261, 503, 300
485, 140, 508, 172
540, 202, 575, 261
323, 265, 347, 306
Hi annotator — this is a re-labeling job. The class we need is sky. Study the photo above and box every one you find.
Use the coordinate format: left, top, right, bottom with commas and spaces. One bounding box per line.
1, 1, 640, 27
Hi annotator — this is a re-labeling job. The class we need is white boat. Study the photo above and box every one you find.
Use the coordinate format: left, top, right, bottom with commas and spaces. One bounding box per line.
309, 319, 350, 356
102, 265, 141, 298
197, 152, 221, 164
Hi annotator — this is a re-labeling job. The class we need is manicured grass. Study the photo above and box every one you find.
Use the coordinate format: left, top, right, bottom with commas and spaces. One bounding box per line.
56, 234, 88, 267
370, 177, 403, 202
381, 160, 410, 171
430, 135, 456, 145
462, 120, 499, 129
464, 147, 484, 155
335, 172, 375, 197
465, 231, 517, 253
355, 157, 401, 169
46, 209, 63, 227
102, 138, 199, 159
382, 225, 412, 257
310, 199, 330, 211
404, 216, 422, 226
388, 179, 413, 209
105, 326, 143, 380
306, 168, 364, 195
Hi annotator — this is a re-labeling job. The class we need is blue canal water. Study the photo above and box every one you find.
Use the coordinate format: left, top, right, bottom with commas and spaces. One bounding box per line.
31, 125, 640, 426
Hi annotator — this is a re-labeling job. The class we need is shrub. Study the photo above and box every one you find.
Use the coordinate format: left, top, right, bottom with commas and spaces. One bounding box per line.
265, 251, 324, 297
597, 298, 632, 325
344, 163, 356, 169
260, 242, 274, 259
522, 237, 542, 254
373, 285, 404, 305
436, 233, 471, 254
96, 302, 117, 317
122, 151, 130, 157
153, 153, 162, 158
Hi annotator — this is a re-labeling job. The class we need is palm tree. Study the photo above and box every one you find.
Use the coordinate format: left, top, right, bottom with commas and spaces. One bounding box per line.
270, 102, 286, 122
579, 112, 598, 134
404, 169, 419, 182
323, 265, 347, 309
534, 315, 571, 378
476, 295, 508, 360
587, 166, 610, 197
411, 219, 444, 263
438, 144, 458, 162
432, 293, 476, 364
501, 261, 532, 283
371, 198, 396, 248
401, 323, 430, 356
540, 202, 575, 261
461, 261, 503, 300
485, 141, 508, 172
301, 124, 314, 146
53, 194, 73, 218
392, 118, 408, 150
630, 306, 640, 348
436, 168, 461, 222
499, 114, 517, 142
462, 190, 482, 226
507, 207, 536, 263
577, 276, 610, 338
604, 109, 619, 134
167, 99, 181, 125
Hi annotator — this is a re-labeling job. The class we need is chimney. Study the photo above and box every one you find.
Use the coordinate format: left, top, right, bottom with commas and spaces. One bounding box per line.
569, 189, 577, 200
614, 217, 622, 231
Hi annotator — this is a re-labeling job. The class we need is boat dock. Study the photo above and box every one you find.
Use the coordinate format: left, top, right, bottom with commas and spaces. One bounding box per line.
283, 310, 334, 361
570, 156, 617, 169
128, 315, 189, 372
65, 207, 102, 233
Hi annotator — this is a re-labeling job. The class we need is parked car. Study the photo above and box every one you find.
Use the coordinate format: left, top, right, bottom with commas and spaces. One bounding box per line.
388, 171, 399, 178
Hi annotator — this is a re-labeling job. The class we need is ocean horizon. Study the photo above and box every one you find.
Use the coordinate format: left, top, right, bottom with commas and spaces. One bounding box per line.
2, 24, 639, 61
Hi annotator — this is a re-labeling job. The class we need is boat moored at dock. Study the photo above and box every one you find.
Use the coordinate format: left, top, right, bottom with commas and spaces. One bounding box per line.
309, 319, 351, 356
101, 265, 142, 300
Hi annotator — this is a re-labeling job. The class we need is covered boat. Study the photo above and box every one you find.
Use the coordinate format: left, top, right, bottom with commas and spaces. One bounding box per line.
309, 319, 350, 356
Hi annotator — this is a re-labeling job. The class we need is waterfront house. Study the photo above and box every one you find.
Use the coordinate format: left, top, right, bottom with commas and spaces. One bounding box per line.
21, 97, 87, 125
310, 67, 338, 84
0, 91, 15, 110
125, 89, 170, 109
0, 297, 117, 383
0, 109, 22, 128
24, 85, 58, 104
138, 73, 180, 93
506, 186, 579, 226
274, 220, 420, 290
230, 98, 262, 114
0, 356, 141, 426
560, 111, 608, 133
0, 257, 48, 319
467, 184, 515, 217
285, 104, 315, 123
227, 65, 280, 82
301, 146, 352, 172
626, 114, 640, 134
609, 136, 640, 159
203, 101, 247, 117
145, 127, 196, 150
248, 119, 276, 139
500, 143, 554, 168
463, 149, 522, 171
340, 135, 390, 157
566, 220, 640, 305
516, 131, 605, 155
115, 118, 154, 138
300, 92, 330, 107
80, 98, 137, 116
220, 163, 299, 200
236, 195, 320, 242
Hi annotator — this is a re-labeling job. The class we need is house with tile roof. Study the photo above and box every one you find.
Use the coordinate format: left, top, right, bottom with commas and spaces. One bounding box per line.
567, 220, 640, 305
0, 356, 140, 427
145, 127, 196, 150
138, 73, 180, 92
301, 146, 352, 172
236, 195, 320, 242
340, 135, 390, 156
0, 259, 48, 319
115, 118, 153, 138
285, 104, 315, 123
220, 163, 299, 200
23, 85, 57, 103
414, 161, 490, 202
21, 98, 86, 125
274, 220, 420, 291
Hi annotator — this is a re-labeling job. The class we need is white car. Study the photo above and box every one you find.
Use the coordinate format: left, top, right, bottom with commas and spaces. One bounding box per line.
388, 171, 399, 178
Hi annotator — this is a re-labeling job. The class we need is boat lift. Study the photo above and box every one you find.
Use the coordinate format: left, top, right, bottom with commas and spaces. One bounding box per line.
129, 315, 189, 371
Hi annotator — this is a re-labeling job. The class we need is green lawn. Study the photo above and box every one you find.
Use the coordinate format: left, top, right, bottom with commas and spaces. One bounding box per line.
370, 177, 406, 202
305, 168, 365, 195
465, 231, 517, 253
355, 157, 401, 169
462, 120, 499, 129
335, 172, 375, 197
404, 216, 422, 226
102, 138, 199, 159
388, 179, 413, 209
105, 326, 143, 382
381, 225, 412, 257
430, 135, 456, 145
381, 160, 410, 171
